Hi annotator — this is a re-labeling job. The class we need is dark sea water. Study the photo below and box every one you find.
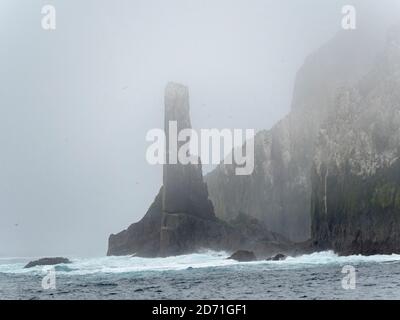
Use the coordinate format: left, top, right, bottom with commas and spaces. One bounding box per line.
1, 251, 400, 300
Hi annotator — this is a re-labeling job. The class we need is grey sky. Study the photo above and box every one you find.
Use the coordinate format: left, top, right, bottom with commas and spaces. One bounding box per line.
1, 0, 399, 257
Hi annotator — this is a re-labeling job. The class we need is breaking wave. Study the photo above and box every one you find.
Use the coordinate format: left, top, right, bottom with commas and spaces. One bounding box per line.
1, 250, 400, 276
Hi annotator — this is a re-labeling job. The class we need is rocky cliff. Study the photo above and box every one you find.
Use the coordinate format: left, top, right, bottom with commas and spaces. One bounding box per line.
108, 22, 399, 257
205, 25, 387, 242
311, 26, 400, 255
108, 83, 289, 257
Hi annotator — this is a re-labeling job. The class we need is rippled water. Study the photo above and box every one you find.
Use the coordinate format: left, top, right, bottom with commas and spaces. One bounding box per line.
1, 251, 400, 299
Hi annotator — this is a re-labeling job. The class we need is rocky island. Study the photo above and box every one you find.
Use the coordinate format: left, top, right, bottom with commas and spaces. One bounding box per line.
24, 257, 71, 269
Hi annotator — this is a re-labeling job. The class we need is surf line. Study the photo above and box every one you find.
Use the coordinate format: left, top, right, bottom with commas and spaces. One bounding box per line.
152, 304, 186, 318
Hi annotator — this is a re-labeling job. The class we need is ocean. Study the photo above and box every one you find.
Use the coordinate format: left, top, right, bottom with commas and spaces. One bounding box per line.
1, 251, 399, 300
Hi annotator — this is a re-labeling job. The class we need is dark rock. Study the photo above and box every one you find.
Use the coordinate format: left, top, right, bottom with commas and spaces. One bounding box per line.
108, 190, 163, 257
24, 257, 71, 269
267, 253, 287, 261
228, 250, 257, 262
229, 212, 290, 243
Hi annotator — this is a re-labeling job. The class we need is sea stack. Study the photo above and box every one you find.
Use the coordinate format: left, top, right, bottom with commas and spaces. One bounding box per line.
107, 83, 237, 257
107, 82, 291, 257
160, 83, 220, 256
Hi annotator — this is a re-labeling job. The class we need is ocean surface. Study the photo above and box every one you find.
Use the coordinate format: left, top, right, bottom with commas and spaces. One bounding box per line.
1, 251, 400, 300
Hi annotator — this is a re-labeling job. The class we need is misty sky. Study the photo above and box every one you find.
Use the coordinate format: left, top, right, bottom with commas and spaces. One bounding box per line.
1, 0, 399, 257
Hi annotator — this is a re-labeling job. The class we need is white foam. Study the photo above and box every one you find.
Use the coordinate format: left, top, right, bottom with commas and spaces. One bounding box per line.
1, 250, 399, 276
0, 251, 238, 275
284, 250, 400, 265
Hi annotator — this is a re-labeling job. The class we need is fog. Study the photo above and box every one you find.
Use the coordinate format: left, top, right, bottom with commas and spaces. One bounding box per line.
0, 0, 399, 257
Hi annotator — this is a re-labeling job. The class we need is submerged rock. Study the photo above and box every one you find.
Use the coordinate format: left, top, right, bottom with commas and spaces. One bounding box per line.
24, 257, 71, 269
228, 250, 257, 262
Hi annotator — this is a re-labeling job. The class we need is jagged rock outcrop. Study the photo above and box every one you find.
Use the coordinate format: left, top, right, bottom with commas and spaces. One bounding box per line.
24, 257, 71, 269
108, 83, 289, 257
205, 24, 388, 242
311, 26, 400, 255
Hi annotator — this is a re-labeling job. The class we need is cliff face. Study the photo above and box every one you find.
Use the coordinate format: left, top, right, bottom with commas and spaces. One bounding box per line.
205, 28, 385, 242
108, 83, 287, 257
311, 27, 400, 255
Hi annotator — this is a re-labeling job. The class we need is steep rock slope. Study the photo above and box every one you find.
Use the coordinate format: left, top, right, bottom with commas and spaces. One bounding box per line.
311, 27, 400, 255
206, 26, 386, 242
